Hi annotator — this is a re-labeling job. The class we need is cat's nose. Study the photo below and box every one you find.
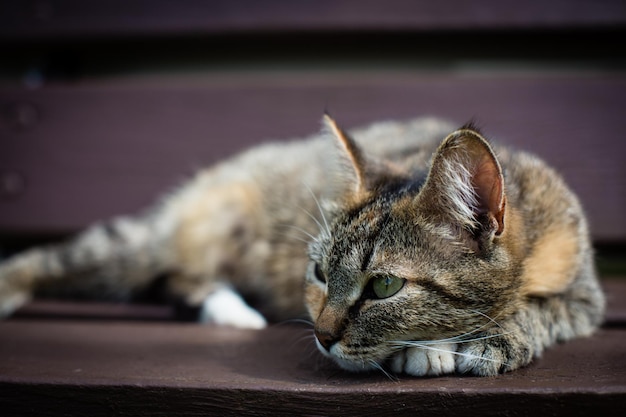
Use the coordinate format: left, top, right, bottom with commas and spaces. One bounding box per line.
315, 329, 339, 351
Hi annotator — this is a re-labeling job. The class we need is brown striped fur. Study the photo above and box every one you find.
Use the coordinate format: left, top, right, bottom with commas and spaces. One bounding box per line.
0, 116, 604, 376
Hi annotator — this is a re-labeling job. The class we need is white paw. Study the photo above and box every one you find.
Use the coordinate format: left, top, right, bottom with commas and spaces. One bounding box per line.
0, 271, 31, 318
0, 290, 30, 318
199, 287, 267, 329
391, 343, 457, 376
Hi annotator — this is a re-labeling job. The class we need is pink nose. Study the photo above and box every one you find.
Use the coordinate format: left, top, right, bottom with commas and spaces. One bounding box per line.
315, 329, 339, 351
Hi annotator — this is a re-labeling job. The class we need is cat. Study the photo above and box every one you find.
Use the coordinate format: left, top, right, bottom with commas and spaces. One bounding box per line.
0, 115, 605, 377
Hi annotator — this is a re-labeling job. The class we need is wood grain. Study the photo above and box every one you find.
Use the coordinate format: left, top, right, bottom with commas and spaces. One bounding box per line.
2, 277, 624, 416
1, 312, 624, 416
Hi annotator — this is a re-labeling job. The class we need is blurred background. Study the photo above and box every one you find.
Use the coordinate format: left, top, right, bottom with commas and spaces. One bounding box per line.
0, 0, 625, 272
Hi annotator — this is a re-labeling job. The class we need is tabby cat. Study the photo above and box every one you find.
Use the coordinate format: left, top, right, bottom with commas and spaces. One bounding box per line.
0, 115, 605, 376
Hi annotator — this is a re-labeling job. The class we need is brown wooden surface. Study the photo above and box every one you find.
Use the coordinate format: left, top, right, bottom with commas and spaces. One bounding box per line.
1, 0, 624, 40
0, 278, 624, 416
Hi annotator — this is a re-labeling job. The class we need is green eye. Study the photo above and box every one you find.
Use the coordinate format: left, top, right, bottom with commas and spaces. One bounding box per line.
371, 275, 405, 299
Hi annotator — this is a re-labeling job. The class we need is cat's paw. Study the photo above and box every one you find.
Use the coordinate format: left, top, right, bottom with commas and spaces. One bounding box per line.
0, 291, 30, 318
455, 341, 506, 376
390, 343, 457, 376
0, 279, 31, 318
199, 287, 267, 329
455, 333, 532, 376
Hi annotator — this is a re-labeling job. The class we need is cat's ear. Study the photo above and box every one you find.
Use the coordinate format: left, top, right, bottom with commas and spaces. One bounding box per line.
417, 127, 506, 239
324, 114, 371, 194
324, 114, 408, 203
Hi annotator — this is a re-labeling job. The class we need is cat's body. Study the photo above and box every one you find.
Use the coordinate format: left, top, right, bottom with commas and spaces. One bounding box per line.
0, 116, 604, 376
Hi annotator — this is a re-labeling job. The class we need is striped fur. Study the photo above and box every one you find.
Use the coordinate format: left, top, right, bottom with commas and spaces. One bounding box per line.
0, 116, 605, 376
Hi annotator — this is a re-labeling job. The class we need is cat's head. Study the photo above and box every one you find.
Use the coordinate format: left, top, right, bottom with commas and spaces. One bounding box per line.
305, 115, 522, 372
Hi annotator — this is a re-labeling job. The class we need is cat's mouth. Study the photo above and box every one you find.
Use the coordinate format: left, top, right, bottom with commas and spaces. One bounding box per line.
315, 337, 387, 373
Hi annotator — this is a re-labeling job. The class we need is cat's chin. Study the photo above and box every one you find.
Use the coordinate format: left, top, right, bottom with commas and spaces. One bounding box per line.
315, 339, 382, 373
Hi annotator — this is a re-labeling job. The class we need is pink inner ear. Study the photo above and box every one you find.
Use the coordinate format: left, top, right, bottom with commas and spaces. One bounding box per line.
473, 155, 505, 233
474, 158, 503, 209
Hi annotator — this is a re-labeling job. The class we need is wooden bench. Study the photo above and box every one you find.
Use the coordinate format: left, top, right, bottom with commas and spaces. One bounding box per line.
1, 1, 625, 415
0, 278, 624, 416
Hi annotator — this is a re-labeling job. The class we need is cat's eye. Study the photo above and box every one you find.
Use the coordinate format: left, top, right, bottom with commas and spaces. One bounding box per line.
371, 275, 405, 299
313, 263, 326, 283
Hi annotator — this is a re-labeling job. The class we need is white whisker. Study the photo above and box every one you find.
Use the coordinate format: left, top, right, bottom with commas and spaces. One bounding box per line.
470, 309, 505, 329
391, 341, 498, 364
420, 310, 506, 345
387, 310, 512, 367
390, 330, 512, 349
387, 313, 504, 348
418, 322, 501, 345
277, 318, 315, 327
295, 204, 325, 235
274, 231, 313, 245
302, 182, 330, 237
454, 331, 514, 343
368, 359, 398, 381
282, 225, 318, 242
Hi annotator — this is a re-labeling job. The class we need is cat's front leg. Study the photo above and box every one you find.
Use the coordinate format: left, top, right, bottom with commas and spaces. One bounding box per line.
390, 343, 457, 376
199, 286, 267, 329
0, 251, 41, 317
0, 278, 31, 318
169, 273, 267, 329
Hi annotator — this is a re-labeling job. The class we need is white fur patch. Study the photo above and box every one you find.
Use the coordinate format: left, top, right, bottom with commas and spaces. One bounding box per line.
199, 287, 267, 329
391, 343, 457, 376
0, 289, 30, 318
441, 158, 479, 229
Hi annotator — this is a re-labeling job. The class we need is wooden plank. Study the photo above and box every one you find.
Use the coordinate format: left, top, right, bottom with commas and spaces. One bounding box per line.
0, 384, 623, 417
1, 74, 625, 240
0, 321, 623, 416
1, 0, 624, 40
11, 300, 176, 322
2, 279, 624, 415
